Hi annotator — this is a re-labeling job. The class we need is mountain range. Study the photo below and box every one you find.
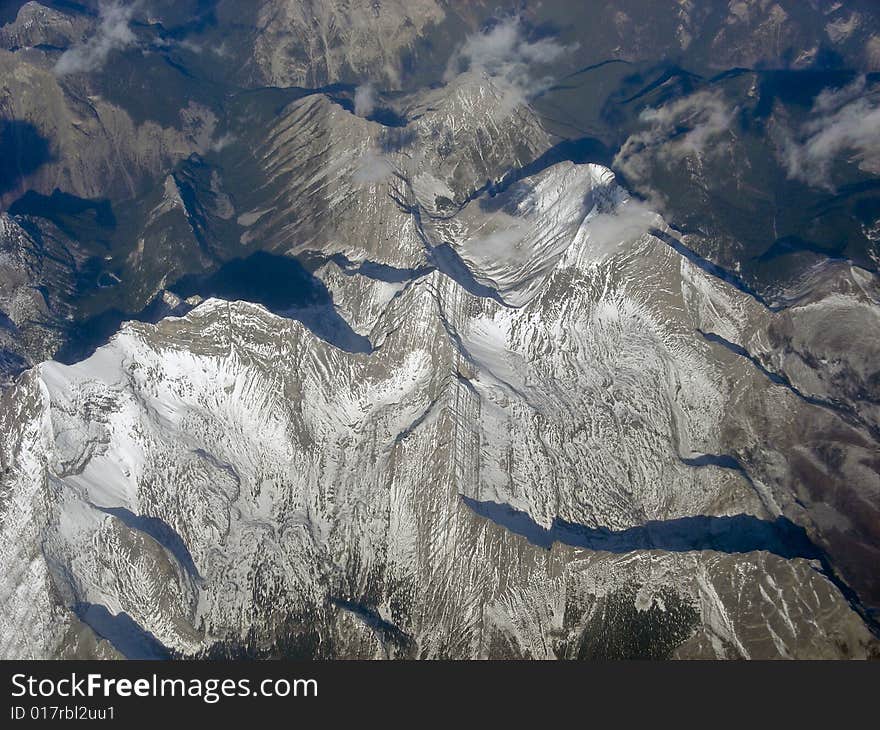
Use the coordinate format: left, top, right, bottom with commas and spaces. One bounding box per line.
1, 0, 879, 659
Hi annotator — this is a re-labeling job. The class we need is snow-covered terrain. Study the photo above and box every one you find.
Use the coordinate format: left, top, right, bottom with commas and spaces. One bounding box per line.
1, 134, 877, 657
1, 1, 879, 659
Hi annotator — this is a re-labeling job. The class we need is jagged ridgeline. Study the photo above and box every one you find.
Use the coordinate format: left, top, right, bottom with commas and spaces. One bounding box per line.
1, 0, 879, 659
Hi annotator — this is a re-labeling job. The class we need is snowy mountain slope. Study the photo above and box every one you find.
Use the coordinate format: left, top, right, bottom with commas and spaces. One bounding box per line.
1, 153, 877, 658
680, 256, 880, 607
0, 4, 879, 659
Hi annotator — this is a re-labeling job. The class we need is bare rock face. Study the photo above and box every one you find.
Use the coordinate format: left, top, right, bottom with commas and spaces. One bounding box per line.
0, 2, 221, 206
0, 50, 213, 205
0, 2, 89, 50
761, 270, 880, 432
246, 0, 447, 88
682, 257, 880, 613
0, 212, 77, 382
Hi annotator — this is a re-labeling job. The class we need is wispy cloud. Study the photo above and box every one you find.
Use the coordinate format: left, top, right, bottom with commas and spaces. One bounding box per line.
210, 132, 236, 153
583, 198, 659, 260
54, 1, 138, 75
613, 91, 735, 190
352, 150, 393, 185
354, 83, 376, 118
779, 75, 880, 188
468, 220, 535, 265
443, 16, 577, 113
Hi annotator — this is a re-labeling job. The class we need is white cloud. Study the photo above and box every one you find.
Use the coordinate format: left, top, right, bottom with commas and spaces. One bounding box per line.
54, 1, 138, 76
468, 220, 534, 264
780, 75, 880, 188
177, 39, 204, 55
583, 198, 659, 260
813, 74, 867, 113
354, 83, 376, 118
443, 16, 577, 113
613, 91, 735, 186
210, 132, 237, 153
352, 150, 393, 185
